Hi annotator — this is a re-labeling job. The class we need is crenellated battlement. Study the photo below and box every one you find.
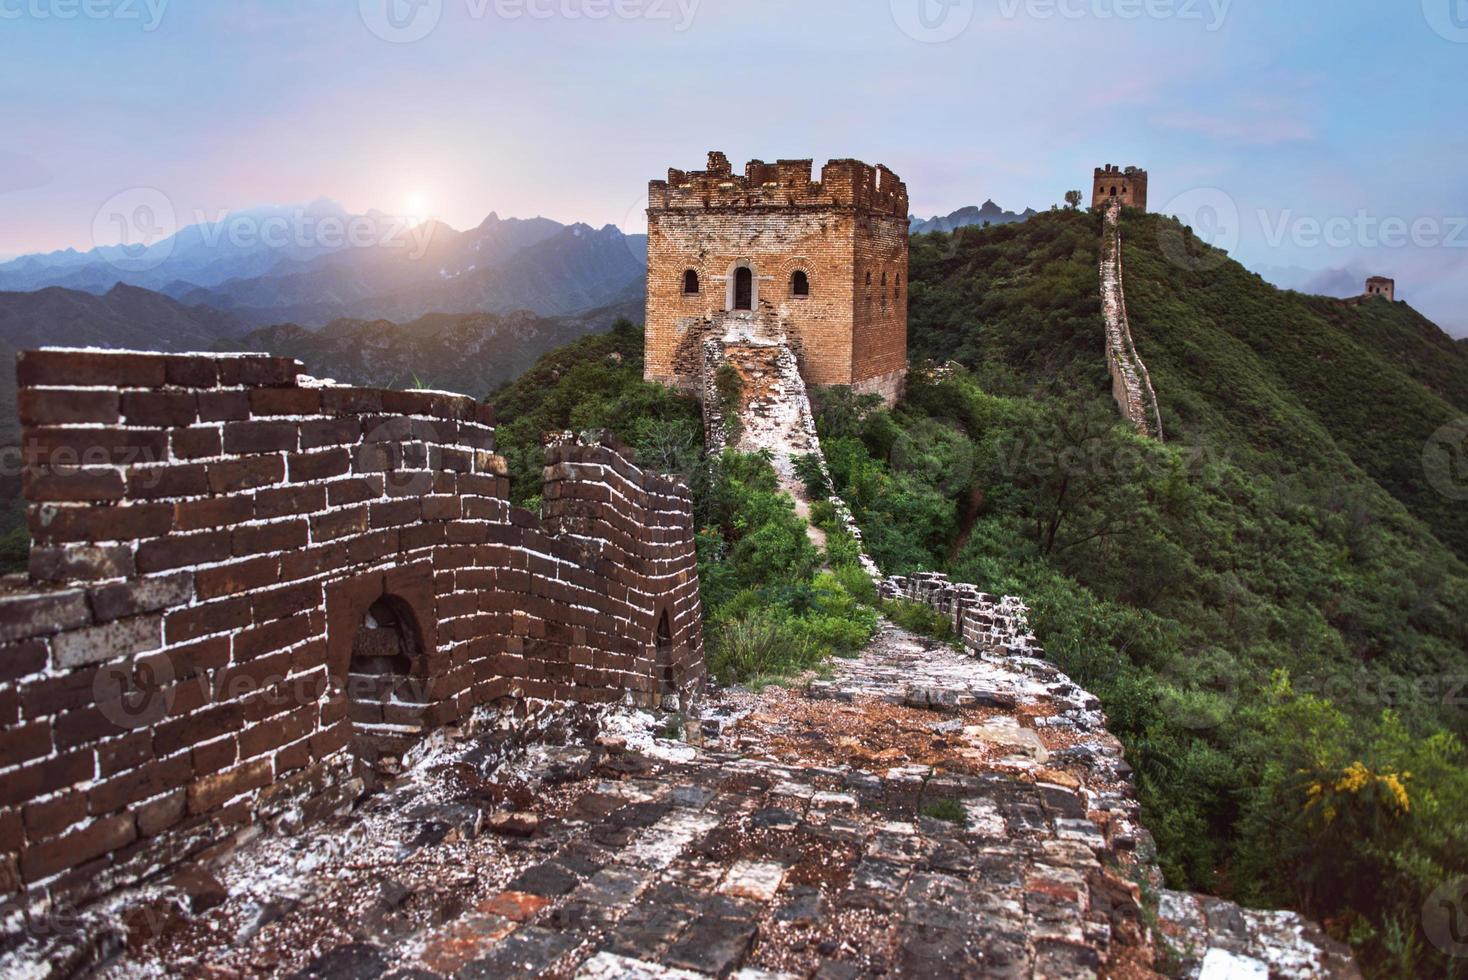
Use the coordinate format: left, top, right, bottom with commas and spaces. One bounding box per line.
649, 151, 909, 219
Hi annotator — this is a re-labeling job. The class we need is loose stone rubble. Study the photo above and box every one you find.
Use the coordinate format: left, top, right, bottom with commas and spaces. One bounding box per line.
7, 600, 1355, 978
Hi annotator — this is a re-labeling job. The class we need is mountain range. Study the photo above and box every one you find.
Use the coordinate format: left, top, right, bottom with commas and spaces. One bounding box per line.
0, 204, 649, 328
909, 200, 1038, 235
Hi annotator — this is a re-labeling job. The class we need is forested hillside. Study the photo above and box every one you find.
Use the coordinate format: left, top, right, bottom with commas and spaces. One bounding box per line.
834, 208, 1468, 977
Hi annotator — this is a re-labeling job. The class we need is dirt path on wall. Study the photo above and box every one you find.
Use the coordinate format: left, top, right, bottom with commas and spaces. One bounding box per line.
64, 623, 1150, 979
23, 619, 1358, 979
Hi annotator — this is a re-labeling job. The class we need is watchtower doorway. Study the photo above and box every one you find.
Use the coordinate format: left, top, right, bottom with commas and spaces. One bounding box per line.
733, 267, 753, 311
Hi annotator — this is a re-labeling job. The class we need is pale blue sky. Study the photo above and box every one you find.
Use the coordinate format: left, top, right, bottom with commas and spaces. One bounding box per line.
2, 0, 1465, 332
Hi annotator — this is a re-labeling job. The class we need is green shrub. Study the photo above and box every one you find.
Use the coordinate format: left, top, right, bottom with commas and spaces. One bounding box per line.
883, 599, 953, 641
922, 798, 967, 824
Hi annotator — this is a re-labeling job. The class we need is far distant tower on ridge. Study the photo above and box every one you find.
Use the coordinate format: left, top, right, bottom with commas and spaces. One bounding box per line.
1092, 165, 1148, 211
1364, 276, 1395, 301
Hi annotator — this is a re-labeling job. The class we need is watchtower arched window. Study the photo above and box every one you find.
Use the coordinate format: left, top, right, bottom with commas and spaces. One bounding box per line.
733, 267, 753, 311
1110, 186, 1118, 196
792, 270, 810, 297
682, 269, 700, 294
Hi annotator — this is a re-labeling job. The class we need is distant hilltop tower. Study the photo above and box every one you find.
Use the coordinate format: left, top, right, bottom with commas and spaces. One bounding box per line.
1092, 164, 1148, 211
644, 151, 910, 405
1364, 276, 1396, 301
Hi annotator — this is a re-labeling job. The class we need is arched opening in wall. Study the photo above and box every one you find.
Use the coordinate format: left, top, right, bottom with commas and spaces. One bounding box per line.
348, 595, 426, 775
655, 609, 675, 698
1110, 186, 1118, 196
683, 269, 700, 294
733, 266, 753, 311
792, 270, 810, 297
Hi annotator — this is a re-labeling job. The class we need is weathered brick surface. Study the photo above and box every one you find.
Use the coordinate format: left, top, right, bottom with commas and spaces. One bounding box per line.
645, 152, 908, 405
0, 350, 705, 905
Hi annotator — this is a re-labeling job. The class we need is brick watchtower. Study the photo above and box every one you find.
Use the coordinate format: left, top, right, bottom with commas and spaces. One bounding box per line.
1364, 276, 1395, 301
1092, 165, 1148, 211
644, 152, 910, 406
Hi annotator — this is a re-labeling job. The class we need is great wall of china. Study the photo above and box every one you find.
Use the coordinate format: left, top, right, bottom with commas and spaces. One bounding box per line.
0, 159, 1361, 978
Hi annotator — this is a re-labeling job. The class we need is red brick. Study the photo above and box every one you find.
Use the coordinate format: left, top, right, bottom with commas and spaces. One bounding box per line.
171, 426, 223, 460
236, 612, 317, 661
279, 543, 349, 580
327, 477, 380, 507
22, 466, 125, 503
163, 355, 218, 387
29, 544, 134, 582
311, 506, 368, 542
87, 755, 192, 815
88, 572, 193, 622
197, 390, 250, 422
249, 387, 321, 416
320, 388, 381, 414
97, 731, 152, 777
0, 641, 47, 684
300, 418, 360, 449
191, 736, 238, 777
18, 389, 120, 426
136, 531, 230, 573
126, 464, 208, 499
206, 456, 284, 494
0, 589, 90, 643
232, 519, 307, 557
23, 427, 167, 467
0, 750, 93, 808
251, 584, 322, 624
17, 350, 165, 388
238, 705, 315, 760
175, 495, 253, 532
254, 484, 326, 519
23, 789, 86, 833
121, 391, 198, 427
165, 596, 252, 644
0, 721, 52, 768
136, 788, 186, 836
288, 449, 350, 482
222, 421, 298, 455
21, 812, 137, 883
30, 501, 174, 544
216, 356, 297, 387
370, 499, 420, 528
153, 701, 245, 757
186, 758, 271, 814
196, 557, 280, 599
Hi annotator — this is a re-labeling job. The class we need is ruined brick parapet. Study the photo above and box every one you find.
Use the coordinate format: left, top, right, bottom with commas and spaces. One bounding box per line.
649, 151, 908, 218
0, 349, 704, 905
880, 572, 1043, 659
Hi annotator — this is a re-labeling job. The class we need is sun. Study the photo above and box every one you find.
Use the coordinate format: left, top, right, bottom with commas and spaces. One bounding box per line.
403, 190, 432, 224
